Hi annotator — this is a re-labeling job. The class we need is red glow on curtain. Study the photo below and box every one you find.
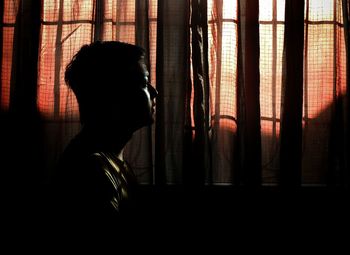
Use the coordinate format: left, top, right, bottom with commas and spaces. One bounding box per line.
208, 0, 238, 132
35, 0, 346, 147
38, 0, 94, 119
259, 0, 285, 138
1, 0, 19, 110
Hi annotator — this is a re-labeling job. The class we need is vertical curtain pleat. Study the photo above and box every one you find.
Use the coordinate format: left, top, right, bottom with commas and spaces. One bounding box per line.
94, 0, 104, 41
328, 0, 344, 186
154, 0, 166, 185
155, 0, 190, 184
328, 75, 345, 186
0, 0, 3, 103
183, 3, 193, 186
208, 0, 238, 184
6, 0, 43, 193
9, 0, 41, 116
342, 0, 350, 188
186, 0, 211, 185
237, 0, 262, 186
52, 0, 64, 119
136, 0, 150, 51
280, 0, 304, 187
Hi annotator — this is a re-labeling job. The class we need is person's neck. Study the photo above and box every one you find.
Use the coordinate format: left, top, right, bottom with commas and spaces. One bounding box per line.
79, 124, 134, 159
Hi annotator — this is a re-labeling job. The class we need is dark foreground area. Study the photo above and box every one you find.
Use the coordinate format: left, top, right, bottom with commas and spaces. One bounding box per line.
3, 184, 349, 250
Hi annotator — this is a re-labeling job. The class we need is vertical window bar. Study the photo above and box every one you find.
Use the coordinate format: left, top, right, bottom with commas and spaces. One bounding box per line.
272, 0, 277, 145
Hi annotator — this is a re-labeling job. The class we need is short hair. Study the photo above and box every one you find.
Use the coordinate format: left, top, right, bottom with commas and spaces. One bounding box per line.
64, 41, 145, 123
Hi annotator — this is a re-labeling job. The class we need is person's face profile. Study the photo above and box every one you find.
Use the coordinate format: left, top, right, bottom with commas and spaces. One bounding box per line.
136, 60, 158, 124
119, 59, 158, 129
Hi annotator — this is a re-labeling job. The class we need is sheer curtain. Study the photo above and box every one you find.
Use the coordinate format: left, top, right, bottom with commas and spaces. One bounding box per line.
298, 0, 347, 185
0, 0, 348, 188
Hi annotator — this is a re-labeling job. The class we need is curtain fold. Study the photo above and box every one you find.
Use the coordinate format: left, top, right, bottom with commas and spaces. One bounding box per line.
208, 0, 238, 184
10, 0, 41, 116
301, 0, 346, 185
94, 0, 105, 41
155, 0, 190, 184
237, 0, 262, 186
0, 1, 3, 101
279, 0, 304, 187
2, 0, 44, 198
326, 0, 346, 187
52, 0, 63, 119
135, 0, 150, 50
185, 0, 211, 185
342, 0, 350, 187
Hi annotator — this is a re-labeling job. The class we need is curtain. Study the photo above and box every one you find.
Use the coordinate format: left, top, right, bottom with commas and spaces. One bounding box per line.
301, 0, 347, 185
341, 0, 349, 187
279, 0, 305, 186
0, 0, 44, 199
0, 0, 348, 189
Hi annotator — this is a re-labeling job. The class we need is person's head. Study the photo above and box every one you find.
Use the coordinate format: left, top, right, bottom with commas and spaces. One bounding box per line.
65, 41, 157, 132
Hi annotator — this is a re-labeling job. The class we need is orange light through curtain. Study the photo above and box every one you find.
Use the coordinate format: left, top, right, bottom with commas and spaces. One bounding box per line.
302, 0, 346, 183
259, 0, 285, 183
305, 0, 346, 120
1, 0, 19, 110
35, 0, 346, 129
208, 0, 238, 133
38, 0, 94, 119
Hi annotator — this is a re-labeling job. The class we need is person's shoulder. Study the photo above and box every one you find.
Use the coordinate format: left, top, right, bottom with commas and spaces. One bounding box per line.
52, 136, 108, 191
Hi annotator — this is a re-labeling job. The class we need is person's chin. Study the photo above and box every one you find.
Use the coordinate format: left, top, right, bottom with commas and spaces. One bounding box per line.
145, 117, 155, 126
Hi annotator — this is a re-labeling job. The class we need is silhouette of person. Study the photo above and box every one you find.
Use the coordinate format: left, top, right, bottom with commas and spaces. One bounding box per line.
50, 41, 157, 235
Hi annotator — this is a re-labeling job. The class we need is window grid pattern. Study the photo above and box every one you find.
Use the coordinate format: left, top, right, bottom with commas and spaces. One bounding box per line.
208, 0, 238, 183
302, 0, 346, 184
38, 0, 94, 120
259, 0, 285, 183
208, 0, 238, 131
1, 0, 19, 110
